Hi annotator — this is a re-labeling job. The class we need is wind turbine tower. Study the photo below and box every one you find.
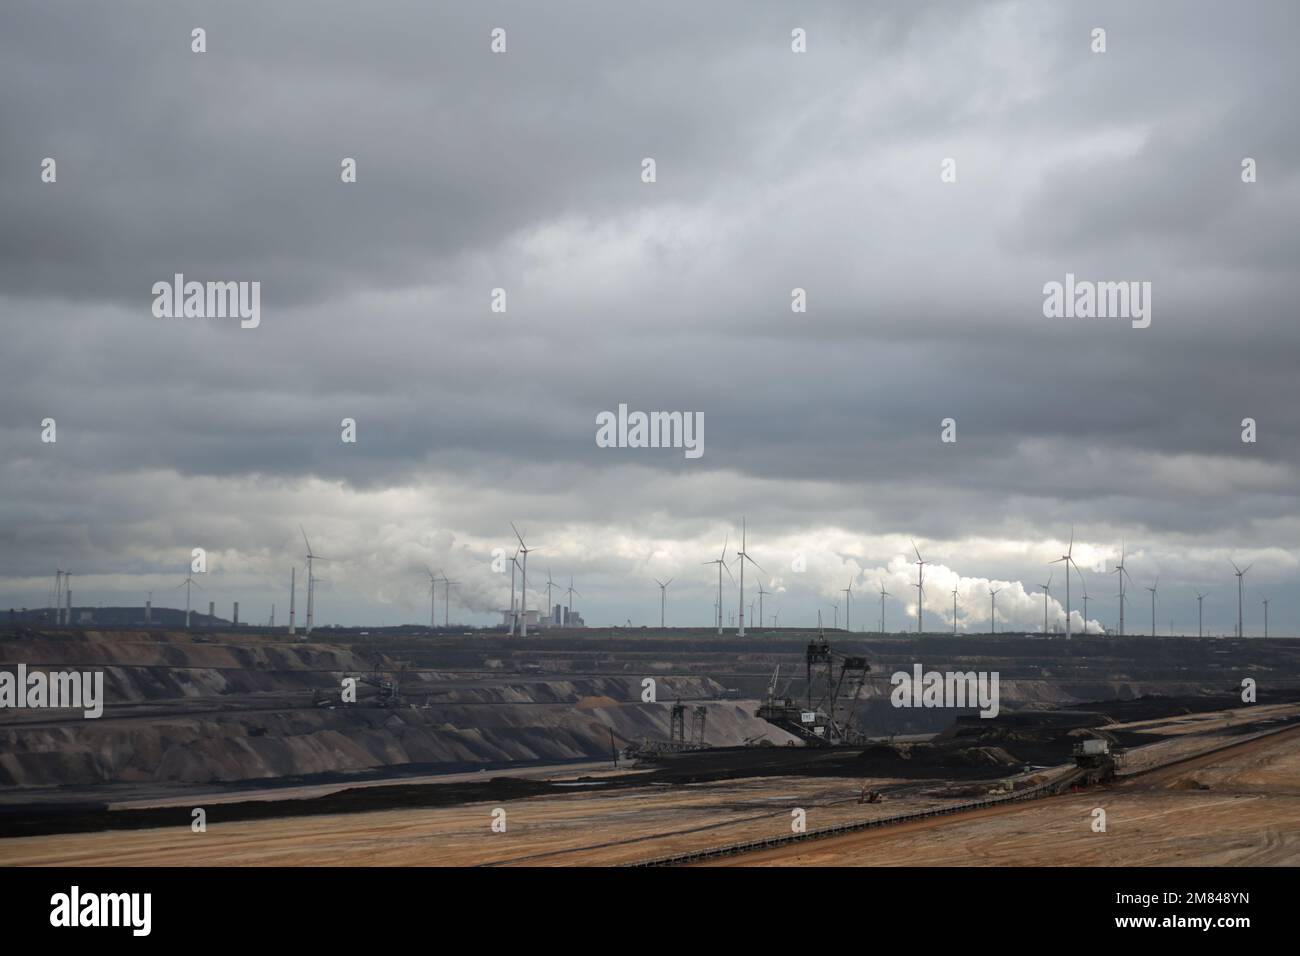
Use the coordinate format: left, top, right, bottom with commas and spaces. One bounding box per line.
288, 567, 296, 635
512, 546, 522, 634
842, 579, 853, 632
735, 518, 764, 637
511, 523, 536, 637
565, 575, 580, 627
1039, 574, 1053, 634
175, 569, 202, 630
1195, 590, 1207, 639
989, 586, 1002, 634
425, 566, 439, 630
1146, 579, 1159, 636
703, 536, 731, 635
654, 577, 673, 628
300, 526, 330, 636
878, 584, 889, 634
545, 570, 560, 626
912, 541, 926, 634
441, 572, 456, 628
1231, 561, 1251, 639
1113, 543, 1131, 636
1050, 528, 1076, 639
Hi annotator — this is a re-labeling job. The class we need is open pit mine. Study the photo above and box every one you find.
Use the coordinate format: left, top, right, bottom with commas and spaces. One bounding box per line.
2, 623, 1299, 866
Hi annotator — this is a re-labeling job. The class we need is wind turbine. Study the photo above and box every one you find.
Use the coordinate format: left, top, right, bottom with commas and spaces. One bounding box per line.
951, 586, 959, 636
989, 586, 1002, 634
508, 547, 520, 634
912, 541, 926, 634
1230, 560, 1251, 639
702, 535, 732, 635
878, 584, 889, 634
1050, 527, 1075, 639
438, 572, 456, 628
300, 526, 331, 636
545, 569, 560, 627
1077, 578, 1090, 634
565, 575, 580, 626
175, 569, 203, 629
511, 523, 536, 637
831, 601, 839, 630
1113, 542, 1133, 636
654, 577, 673, 628
1195, 590, 1207, 639
1146, 579, 1158, 636
842, 579, 853, 632
735, 518, 764, 637
1039, 573, 1053, 634
756, 581, 770, 634
288, 567, 297, 635
425, 566, 439, 630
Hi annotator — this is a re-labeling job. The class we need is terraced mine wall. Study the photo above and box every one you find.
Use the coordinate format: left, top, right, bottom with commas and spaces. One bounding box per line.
3, 628, 1297, 789
0, 631, 789, 787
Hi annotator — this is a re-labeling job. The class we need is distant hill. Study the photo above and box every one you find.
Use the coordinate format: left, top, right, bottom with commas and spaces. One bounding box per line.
6, 606, 229, 628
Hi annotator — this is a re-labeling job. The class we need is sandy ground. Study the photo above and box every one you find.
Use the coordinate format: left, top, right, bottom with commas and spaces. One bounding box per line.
0, 773, 971, 867
3, 710, 1296, 868
705, 725, 1300, 866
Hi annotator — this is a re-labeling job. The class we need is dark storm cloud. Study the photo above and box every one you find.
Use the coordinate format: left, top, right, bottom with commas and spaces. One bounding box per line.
1, 0, 1296, 631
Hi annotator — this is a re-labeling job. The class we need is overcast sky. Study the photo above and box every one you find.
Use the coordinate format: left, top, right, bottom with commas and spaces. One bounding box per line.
2, 0, 1297, 635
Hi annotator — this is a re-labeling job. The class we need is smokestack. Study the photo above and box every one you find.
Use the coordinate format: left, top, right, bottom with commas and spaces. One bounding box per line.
288, 567, 296, 635
233, 602, 239, 626
209, 600, 215, 622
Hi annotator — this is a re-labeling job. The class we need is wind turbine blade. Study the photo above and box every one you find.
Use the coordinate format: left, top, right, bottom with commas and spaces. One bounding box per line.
511, 522, 525, 547
665, 578, 673, 587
